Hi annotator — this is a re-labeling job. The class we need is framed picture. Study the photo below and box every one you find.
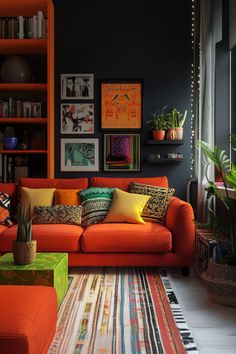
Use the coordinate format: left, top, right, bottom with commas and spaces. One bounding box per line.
61, 74, 94, 99
101, 80, 142, 129
61, 138, 99, 172
104, 134, 140, 171
61, 103, 94, 134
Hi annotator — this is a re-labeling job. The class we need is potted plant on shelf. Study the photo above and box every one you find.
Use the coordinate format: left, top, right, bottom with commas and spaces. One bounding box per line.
3, 126, 18, 150
197, 133, 236, 306
13, 205, 36, 265
166, 108, 187, 140
146, 106, 168, 140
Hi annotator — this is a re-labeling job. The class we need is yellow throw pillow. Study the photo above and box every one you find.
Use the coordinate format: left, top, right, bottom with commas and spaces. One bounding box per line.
20, 187, 56, 218
103, 188, 150, 224
54, 189, 81, 205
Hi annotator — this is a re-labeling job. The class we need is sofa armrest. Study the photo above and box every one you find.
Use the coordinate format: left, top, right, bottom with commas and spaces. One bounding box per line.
165, 196, 195, 263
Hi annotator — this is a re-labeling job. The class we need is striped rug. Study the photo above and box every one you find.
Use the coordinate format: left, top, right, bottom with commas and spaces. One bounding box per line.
48, 268, 198, 354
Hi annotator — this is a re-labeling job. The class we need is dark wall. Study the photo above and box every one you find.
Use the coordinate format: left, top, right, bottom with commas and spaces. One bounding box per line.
54, 0, 192, 199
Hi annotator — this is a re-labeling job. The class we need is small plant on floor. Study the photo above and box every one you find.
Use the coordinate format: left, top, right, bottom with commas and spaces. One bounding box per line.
196, 133, 236, 266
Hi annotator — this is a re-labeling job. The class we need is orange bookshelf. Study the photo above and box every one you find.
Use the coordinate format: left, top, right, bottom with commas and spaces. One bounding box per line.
0, 0, 54, 181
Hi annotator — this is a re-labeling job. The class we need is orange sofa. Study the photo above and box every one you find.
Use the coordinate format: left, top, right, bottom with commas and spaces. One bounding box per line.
0, 177, 195, 270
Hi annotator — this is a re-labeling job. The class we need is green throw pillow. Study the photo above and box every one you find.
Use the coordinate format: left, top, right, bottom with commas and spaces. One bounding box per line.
80, 187, 114, 227
129, 181, 175, 223
33, 205, 82, 225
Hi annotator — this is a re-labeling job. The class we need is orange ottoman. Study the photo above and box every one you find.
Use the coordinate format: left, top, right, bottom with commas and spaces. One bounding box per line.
0, 285, 57, 354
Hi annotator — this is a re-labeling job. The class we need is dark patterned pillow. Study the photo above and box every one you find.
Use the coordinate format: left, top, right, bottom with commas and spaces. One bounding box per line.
80, 187, 114, 227
33, 205, 82, 225
0, 192, 13, 227
129, 182, 175, 223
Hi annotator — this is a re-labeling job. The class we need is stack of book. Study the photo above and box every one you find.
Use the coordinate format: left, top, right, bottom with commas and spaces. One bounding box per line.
0, 11, 47, 39
0, 99, 42, 118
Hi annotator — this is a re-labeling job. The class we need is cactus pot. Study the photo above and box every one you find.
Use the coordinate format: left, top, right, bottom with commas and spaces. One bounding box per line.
13, 240, 37, 265
152, 130, 165, 140
3, 137, 18, 149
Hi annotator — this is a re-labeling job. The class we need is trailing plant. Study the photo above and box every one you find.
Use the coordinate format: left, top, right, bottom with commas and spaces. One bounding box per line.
166, 108, 188, 128
16, 205, 33, 242
196, 133, 236, 265
146, 106, 169, 130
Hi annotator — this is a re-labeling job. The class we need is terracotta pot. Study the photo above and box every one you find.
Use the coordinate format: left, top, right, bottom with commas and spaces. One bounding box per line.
152, 130, 165, 140
175, 127, 183, 140
13, 240, 37, 265
166, 128, 176, 140
201, 260, 236, 306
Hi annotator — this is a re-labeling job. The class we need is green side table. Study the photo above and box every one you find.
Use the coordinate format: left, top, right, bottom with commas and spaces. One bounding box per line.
0, 252, 68, 306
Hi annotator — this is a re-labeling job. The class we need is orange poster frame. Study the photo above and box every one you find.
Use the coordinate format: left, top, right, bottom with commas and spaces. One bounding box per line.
101, 80, 142, 129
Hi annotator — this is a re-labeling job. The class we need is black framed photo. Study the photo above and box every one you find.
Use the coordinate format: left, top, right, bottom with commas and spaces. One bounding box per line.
101, 80, 143, 129
61, 73, 94, 99
103, 133, 140, 171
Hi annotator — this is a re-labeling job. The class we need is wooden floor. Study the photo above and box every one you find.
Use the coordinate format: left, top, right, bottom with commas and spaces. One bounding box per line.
168, 268, 236, 354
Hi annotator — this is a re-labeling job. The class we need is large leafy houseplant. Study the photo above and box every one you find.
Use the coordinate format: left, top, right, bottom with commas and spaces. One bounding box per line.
197, 133, 236, 266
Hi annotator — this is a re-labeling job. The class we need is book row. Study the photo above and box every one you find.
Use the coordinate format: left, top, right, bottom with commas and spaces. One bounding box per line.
0, 11, 47, 39
0, 99, 43, 118
0, 154, 29, 183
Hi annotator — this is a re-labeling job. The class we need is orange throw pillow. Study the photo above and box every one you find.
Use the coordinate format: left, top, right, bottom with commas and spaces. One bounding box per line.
54, 189, 81, 205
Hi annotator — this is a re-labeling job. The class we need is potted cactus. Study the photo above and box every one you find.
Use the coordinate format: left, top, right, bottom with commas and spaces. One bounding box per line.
13, 205, 36, 265
166, 108, 187, 140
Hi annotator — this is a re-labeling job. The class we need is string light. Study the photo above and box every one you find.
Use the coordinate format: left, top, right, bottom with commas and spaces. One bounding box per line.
189, 0, 199, 178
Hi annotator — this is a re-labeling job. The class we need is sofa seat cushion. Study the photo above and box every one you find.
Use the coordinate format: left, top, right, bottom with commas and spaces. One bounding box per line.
0, 224, 83, 252
81, 222, 172, 253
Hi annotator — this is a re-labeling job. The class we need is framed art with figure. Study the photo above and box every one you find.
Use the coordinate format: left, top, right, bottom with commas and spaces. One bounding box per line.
61, 103, 94, 134
101, 80, 142, 129
61, 138, 99, 172
103, 133, 140, 171
61, 74, 94, 99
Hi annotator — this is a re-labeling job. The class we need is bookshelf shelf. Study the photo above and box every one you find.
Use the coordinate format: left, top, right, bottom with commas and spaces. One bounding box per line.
0, 118, 47, 124
0, 39, 47, 54
0, 83, 47, 91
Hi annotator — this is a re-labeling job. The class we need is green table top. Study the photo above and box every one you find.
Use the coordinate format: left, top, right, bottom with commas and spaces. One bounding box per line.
0, 253, 68, 270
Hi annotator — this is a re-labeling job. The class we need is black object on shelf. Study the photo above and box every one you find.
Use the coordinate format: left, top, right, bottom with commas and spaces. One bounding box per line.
146, 139, 184, 145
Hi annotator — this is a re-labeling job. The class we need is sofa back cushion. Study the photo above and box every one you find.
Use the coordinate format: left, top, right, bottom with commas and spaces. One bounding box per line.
90, 176, 168, 191
18, 178, 88, 190
0, 183, 18, 215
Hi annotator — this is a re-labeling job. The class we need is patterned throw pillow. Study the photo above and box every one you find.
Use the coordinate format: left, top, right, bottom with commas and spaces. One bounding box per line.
129, 182, 175, 223
80, 187, 114, 227
0, 192, 13, 226
33, 205, 82, 225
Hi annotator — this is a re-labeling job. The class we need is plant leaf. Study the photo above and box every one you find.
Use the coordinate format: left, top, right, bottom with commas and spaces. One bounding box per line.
196, 141, 231, 172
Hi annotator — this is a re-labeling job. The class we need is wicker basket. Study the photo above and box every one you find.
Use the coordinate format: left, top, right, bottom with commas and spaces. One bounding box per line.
201, 260, 236, 306
13, 240, 37, 265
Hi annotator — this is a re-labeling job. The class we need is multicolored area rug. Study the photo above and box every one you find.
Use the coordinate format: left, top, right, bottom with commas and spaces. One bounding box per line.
48, 268, 198, 354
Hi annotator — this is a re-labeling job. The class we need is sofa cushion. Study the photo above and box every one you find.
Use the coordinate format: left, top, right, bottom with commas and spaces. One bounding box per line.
90, 176, 168, 191
129, 182, 175, 223
18, 177, 88, 190
81, 222, 172, 253
0, 183, 18, 215
0, 224, 83, 252
54, 189, 81, 205
80, 187, 114, 227
21, 187, 56, 218
33, 205, 82, 225
0, 193, 13, 227
104, 188, 150, 224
